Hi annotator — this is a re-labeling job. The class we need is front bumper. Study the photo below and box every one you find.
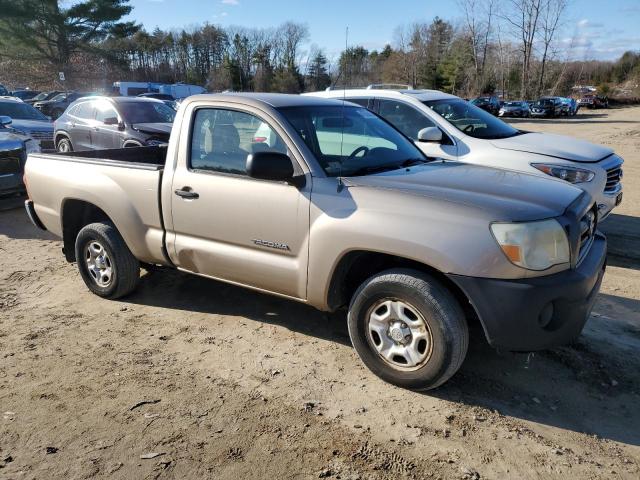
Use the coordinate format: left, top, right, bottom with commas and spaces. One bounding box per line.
448, 232, 606, 352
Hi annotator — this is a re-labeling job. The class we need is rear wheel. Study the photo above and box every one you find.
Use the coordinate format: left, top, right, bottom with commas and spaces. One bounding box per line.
57, 137, 73, 152
75, 222, 140, 299
347, 269, 468, 390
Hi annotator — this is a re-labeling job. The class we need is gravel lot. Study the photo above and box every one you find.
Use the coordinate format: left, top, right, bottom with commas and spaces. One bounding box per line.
1, 107, 639, 479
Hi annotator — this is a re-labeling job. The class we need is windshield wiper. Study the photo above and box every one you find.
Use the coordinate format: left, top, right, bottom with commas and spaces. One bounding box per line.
400, 158, 432, 167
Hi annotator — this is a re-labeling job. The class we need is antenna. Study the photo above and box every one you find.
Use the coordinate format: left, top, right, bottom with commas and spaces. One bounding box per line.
337, 26, 348, 192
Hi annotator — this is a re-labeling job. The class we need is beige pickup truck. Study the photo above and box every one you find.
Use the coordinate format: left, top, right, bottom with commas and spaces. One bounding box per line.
24, 93, 606, 390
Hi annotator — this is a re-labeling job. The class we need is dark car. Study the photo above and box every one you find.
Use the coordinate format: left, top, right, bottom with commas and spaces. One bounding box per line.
530, 98, 563, 118
138, 93, 175, 101
54, 96, 176, 152
25, 90, 63, 105
11, 90, 41, 101
498, 101, 530, 118
470, 96, 501, 115
559, 97, 579, 116
34, 91, 99, 119
0, 130, 28, 198
0, 84, 8, 96
579, 95, 608, 109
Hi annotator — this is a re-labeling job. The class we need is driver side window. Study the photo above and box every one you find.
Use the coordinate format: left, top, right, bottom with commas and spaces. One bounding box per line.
190, 108, 288, 176
377, 99, 436, 140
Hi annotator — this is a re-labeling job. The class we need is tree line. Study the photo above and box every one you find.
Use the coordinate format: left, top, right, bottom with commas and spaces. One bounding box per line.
1, 0, 639, 100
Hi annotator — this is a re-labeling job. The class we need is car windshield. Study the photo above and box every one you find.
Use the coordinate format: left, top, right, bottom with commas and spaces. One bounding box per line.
0, 101, 49, 121
278, 105, 430, 177
504, 102, 521, 107
471, 97, 491, 105
119, 101, 176, 124
50, 93, 68, 102
423, 98, 520, 140
32, 92, 50, 101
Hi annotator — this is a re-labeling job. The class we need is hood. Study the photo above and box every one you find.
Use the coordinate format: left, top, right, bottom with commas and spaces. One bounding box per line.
343, 161, 583, 221
0, 131, 25, 150
131, 122, 172, 136
7, 119, 53, 132
490, 132, 613, 163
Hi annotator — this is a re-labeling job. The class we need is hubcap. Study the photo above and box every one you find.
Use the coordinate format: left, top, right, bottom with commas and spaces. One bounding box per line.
366, 299, 432, 371
85, 241, 113, 287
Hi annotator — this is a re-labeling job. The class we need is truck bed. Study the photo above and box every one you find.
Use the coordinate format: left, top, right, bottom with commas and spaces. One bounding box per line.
40, 146, 166, 170
25, 146, 168, 264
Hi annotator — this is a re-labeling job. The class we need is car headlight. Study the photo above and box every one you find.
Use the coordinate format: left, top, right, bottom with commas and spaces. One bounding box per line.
531, 163, 595, 183
490, 219, 570, 270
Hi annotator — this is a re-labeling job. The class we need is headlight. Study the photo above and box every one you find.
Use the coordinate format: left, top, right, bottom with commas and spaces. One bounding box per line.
531, 163, 595, 183
490, 219, 570, 270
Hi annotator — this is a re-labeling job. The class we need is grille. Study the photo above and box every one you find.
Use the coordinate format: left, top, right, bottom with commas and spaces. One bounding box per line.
605, 165, 622, 193
30, 130, 54, 141
577, 208, 596, 262
0, 148, 23, 176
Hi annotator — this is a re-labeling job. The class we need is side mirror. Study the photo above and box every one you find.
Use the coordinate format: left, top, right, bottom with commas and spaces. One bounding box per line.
417, 126, 443, 143
103, 116, 119, 125
0, 115, 12, 127
246, 151, 296, 183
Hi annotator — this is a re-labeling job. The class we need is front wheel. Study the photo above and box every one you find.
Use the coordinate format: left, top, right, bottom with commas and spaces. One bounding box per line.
75, 222, 140, 299
57, 137, 73, 152
347, 269, 468, 390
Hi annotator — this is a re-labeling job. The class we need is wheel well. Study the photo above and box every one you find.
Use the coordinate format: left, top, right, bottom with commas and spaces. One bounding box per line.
123, 140, 142, 147
327, 251, 477, 321
61, 199, 111, 262
55, 132, 70, 147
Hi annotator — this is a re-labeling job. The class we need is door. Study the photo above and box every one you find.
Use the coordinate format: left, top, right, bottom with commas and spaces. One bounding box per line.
93, 100, 121, 149
376, 99, 457, 160
169, 107, 311, 299
70, 101, 95, 151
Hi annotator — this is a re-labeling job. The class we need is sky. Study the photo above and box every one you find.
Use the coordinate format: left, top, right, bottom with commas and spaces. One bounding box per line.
127, 0, 640, 63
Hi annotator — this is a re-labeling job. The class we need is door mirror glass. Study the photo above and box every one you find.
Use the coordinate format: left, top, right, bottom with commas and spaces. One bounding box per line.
246, 151, 294, 182
0, 115, 12, 126
103, 116, 119, 125
417, 126, 443, 143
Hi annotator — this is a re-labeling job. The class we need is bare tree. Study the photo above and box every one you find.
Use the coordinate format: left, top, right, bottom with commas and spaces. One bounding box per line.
536, 0, 568, 96
501, 0, 543, 98
458, 0, 494, 92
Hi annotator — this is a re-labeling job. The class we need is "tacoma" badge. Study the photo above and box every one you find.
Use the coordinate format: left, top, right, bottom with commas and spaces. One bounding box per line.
252, 239, 290, 251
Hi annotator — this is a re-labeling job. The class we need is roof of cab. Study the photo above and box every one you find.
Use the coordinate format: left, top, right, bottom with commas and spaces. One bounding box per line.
186, 92, 354, 108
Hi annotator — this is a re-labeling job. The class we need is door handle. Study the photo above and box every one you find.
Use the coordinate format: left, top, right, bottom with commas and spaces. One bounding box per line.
174, 188, 199, 199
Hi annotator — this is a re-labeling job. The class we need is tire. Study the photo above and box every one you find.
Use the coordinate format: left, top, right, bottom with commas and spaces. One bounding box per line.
347, 269, 468, 391
75, 222, 140, 299
57, 137, 73, 152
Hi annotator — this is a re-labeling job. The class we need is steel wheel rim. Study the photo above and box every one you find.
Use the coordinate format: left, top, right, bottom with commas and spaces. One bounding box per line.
58, 141, 69, 152
85, 241, 113, 288
365, 299, 433, 371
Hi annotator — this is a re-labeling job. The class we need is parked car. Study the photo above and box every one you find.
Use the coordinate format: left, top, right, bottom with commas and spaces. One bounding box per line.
54, 96, 175, 152
0, 84, 8, 96
470, 95, 501, 115
529, 98, 562, 117
579, 95, 609, 109
0, 97, 54, 149
307, 87, 623, 220
26, 93, 606, 390
498, 101, 530, 117
25, 90, 63, 105
34, 91, 99, 119
560, 97, 579, 116
0, 120, 39, 198
11, 90, 40, 101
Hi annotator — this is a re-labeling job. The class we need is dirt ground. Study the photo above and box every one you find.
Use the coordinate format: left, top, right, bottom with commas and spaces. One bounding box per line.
1, 107, 639, 480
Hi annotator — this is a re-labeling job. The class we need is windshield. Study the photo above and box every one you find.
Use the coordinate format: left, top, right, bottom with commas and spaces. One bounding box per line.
471, 97, 491, 105
50, 93, 67, 102
278, 105, 429, 177
0, 101, 49, 121
423, 98, 520, 140
32, 92, 50, 101
119, 101, 176, 124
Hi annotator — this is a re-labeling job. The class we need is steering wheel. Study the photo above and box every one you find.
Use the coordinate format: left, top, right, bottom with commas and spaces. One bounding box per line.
348, 146, 370, 160
463, 124, 475, 133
